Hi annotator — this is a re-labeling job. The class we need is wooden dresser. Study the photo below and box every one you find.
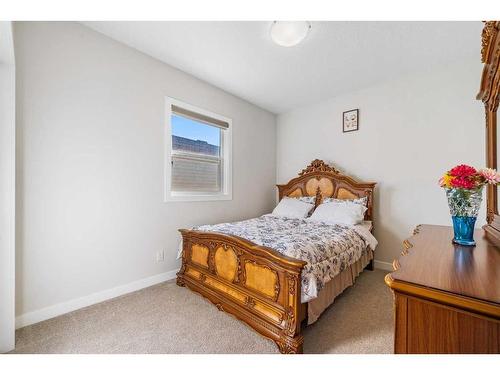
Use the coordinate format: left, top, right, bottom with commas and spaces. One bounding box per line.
385, 224, 500, 353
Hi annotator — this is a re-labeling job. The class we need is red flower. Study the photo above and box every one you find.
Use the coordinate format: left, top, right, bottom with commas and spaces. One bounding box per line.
449, 164, 476, 177
450, 176, 475, 189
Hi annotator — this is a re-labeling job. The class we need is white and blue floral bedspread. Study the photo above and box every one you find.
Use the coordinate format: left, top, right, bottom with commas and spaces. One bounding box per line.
186, 214, 377, 302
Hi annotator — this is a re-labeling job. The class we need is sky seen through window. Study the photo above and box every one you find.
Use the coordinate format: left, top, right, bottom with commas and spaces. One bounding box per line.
171, 114, 220, 146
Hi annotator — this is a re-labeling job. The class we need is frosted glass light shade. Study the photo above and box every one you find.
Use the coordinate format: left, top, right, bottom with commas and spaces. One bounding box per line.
270, 21, 311, 47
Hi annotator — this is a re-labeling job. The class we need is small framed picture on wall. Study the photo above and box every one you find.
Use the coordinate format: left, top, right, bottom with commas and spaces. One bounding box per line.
343, 109, 359, 133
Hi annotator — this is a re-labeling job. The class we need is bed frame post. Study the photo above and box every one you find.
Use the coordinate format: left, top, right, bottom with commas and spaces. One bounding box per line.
366, 258, 374, 271
274, 271, 304, 353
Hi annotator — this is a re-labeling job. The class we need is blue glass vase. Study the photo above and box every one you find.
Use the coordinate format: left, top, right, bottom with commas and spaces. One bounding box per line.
445, 188, 483, 246
451, 216, 477, 246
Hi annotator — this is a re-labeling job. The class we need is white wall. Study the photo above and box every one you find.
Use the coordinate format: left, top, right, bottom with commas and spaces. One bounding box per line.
0, 21, 16, 352
14, 22, 276, 325
277, 58, 485, 265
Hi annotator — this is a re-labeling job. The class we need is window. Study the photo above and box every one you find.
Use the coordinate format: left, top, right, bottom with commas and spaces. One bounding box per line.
165, 98, 232, 201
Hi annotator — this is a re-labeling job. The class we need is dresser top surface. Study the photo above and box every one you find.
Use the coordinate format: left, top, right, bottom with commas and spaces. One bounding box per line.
390, 224, 500, 304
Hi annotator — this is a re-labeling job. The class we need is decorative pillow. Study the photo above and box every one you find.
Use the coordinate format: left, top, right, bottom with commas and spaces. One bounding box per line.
322, 196, 368, 207
293, 196, 316, 205
272, 197, 314, 219
308, 201, 367, 225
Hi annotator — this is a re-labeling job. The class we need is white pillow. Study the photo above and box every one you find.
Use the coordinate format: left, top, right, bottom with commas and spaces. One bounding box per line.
272, 197, 314, 219
308, 201, 367, 225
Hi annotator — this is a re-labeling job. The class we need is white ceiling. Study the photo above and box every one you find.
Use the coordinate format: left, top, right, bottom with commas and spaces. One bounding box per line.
82, 21, 483, 114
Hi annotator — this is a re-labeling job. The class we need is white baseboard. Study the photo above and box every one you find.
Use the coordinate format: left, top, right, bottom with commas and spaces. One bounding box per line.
16, 260, 393, 329
15, 269, 178, 329
374, 260, 394, 271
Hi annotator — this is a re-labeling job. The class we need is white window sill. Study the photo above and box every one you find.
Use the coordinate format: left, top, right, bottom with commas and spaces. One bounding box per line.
164, 193, 232, 202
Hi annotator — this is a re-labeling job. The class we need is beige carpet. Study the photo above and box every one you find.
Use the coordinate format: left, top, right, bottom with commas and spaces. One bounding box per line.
11, 269, 393, 354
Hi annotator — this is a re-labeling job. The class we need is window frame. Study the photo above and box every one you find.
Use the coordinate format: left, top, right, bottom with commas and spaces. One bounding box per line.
164, 97, 232, 202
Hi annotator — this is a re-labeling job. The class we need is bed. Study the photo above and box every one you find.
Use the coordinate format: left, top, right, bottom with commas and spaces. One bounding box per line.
176, 159, 376, 353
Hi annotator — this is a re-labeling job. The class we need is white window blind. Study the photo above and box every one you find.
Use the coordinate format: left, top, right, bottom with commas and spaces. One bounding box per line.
171, 105, 229, 129
171, 152, 222, 193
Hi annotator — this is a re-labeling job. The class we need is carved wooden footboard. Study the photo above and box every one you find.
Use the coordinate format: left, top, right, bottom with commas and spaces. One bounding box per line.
176, 229, 307, 353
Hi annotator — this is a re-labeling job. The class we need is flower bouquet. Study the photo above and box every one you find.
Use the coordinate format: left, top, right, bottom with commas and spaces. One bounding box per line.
439, 165, 500, 246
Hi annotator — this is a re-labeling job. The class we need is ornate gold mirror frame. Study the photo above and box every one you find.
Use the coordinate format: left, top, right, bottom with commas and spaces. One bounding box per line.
477, 21, 500, 244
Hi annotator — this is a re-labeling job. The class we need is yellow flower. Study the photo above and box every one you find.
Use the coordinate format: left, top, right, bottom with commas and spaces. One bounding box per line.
439, 174, 454, 188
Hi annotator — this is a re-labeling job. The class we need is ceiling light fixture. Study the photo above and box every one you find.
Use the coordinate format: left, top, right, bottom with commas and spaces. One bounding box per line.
270, 21, 311, 47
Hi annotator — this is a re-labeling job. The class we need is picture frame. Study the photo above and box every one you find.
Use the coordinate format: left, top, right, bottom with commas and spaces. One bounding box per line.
343, 109, 359, 133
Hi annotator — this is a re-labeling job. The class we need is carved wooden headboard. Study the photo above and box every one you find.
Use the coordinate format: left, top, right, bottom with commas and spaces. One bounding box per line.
276, 159, 377, 221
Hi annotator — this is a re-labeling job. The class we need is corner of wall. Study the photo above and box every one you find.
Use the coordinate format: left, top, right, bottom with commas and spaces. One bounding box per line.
0, 20, 16, 353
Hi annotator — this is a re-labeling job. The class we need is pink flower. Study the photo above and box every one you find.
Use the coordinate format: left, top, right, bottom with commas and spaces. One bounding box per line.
479, 168, 500, 184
